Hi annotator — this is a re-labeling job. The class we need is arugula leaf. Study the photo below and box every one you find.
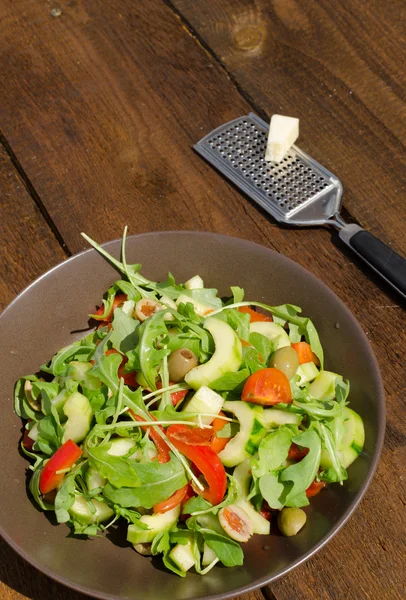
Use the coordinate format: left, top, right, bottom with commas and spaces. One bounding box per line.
103, 453, 187, 508
113, 506, 143, 524
35, 414, 61, 455
137, 311, 169, 389
199, 529, 243, 567
259, 473, 285, 510
249, 332, 275, 365
242, 347, 266, 374
14, 375, 40, 420
55, 472, 77, 523
209, 368, 250, 392
280, 429, 321, 504
110, 308, 139, 354
181, 288, 222, 310
230, 286, 244, 304
28, 463, 54, 511
252, 425, 297, 478
182, 496, 212, 515
91, 353, 146, 416
217, 309, 250, 341
87, 445, 142, 488
41, 342, 94, 376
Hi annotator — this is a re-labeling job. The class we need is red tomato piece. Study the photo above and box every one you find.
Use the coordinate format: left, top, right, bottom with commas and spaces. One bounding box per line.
167, 425, 227, 506
241, 368, 292, 405
210, 412, 231, 454
39, 440, 82, 494
153, 484, 189, 514
238, 306, 273, 322
93, 294, 127, 322
291, 342, 319, 366
288, 443, 309, 461
306, 479, 326, 497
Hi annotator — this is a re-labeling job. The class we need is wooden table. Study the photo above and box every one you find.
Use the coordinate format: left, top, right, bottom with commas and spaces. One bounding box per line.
0, 1, 405, 598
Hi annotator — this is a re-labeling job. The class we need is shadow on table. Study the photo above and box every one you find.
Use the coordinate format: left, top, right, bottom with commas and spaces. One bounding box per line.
0, 537, 89, 600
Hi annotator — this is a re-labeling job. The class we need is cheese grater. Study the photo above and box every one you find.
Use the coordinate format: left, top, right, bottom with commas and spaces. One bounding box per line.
194, 113, 406, 300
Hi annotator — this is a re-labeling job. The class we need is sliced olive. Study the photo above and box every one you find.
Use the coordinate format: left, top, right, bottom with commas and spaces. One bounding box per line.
24, 380, 41, 412
133, 543, 152, 556
167, 348, 198, 382
218, 505, 253, 542
277, 507, 307, 536
269, 346, 299, 380
135, 298, 162, 322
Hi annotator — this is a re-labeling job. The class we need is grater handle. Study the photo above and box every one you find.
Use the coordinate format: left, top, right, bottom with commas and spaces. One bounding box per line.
339, 224, 406, 300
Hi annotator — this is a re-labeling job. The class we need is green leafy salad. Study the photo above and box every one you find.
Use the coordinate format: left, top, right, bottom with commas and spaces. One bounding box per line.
15, 228, 365, 577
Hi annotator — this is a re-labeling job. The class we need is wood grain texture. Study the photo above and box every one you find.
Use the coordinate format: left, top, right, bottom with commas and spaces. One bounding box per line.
172, 0, 406, 256
0, 144, 66, 311
0, 0, 404, 599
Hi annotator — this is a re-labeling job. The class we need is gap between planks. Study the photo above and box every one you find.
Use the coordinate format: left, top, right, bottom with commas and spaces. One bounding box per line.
0, 130, 72, 257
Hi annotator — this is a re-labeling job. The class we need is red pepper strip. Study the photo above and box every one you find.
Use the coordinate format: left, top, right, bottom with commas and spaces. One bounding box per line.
167, 424, 227, 506
306, 480, 326, 498
153, 484, 189, 514
93, 294, 127, 322
105, 349, 138, 388
170, 389, 188, 406
39, 440, 82, 494
128, 409, 170, 464
238, 306, 273, 322
155, 381, 188, 407
168, 426, 213, 446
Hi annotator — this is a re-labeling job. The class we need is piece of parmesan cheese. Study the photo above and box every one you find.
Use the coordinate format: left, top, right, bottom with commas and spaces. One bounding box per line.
265, 114, 299, 163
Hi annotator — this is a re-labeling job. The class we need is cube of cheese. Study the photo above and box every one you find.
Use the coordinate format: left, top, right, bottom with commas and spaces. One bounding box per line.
265, 114, 299, 163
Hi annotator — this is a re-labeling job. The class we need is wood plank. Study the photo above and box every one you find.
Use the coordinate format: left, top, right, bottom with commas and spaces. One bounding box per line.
172, 0, 406, 257
0, 145, 66, 311
0, 1, 404, 599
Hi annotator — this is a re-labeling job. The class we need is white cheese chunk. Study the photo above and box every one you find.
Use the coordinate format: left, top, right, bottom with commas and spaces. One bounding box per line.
265, 114, 299, 163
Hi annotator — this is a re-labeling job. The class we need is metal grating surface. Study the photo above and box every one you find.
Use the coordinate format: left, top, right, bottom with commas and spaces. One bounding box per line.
194, 113, 337, 223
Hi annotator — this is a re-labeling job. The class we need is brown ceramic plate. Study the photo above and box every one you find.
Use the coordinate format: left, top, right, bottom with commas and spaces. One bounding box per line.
0, 232, 384, 600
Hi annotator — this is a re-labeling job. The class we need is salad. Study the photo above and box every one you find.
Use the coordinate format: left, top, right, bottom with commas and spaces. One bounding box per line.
15, 229, 365, 577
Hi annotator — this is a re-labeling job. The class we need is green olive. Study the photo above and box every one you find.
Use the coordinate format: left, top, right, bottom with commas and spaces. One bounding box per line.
269, 346, 299, 380
277, 507, 307, 536
167, 348, 198, 382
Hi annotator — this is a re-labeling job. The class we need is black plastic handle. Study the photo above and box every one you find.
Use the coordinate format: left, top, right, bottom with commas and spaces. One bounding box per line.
350, 230, 406, 298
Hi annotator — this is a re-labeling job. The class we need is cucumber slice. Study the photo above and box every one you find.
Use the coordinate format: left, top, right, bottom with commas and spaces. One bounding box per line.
127, 505, 180, 545
69, 494, 113, 525
62, 391, 93, 443
182, 386, 224, 425
202, 542, 217, 566
218, 401, 265, 467
86, 467, 106, 491
233, 460, 270, 535
308, 370, 343, 400
184, 275, 204, 290
320, 407, 365, 469
51, 389, 69, 415
107, 437, 136, 457
249, 322, 291, 350
296, 362, 319, 386
169, 540, 195, 572
121, 300, 135, 317
185, 318, 242, 390
66, 361, 101, 390
176, 294, 213, 317
261, 407, 302, 428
